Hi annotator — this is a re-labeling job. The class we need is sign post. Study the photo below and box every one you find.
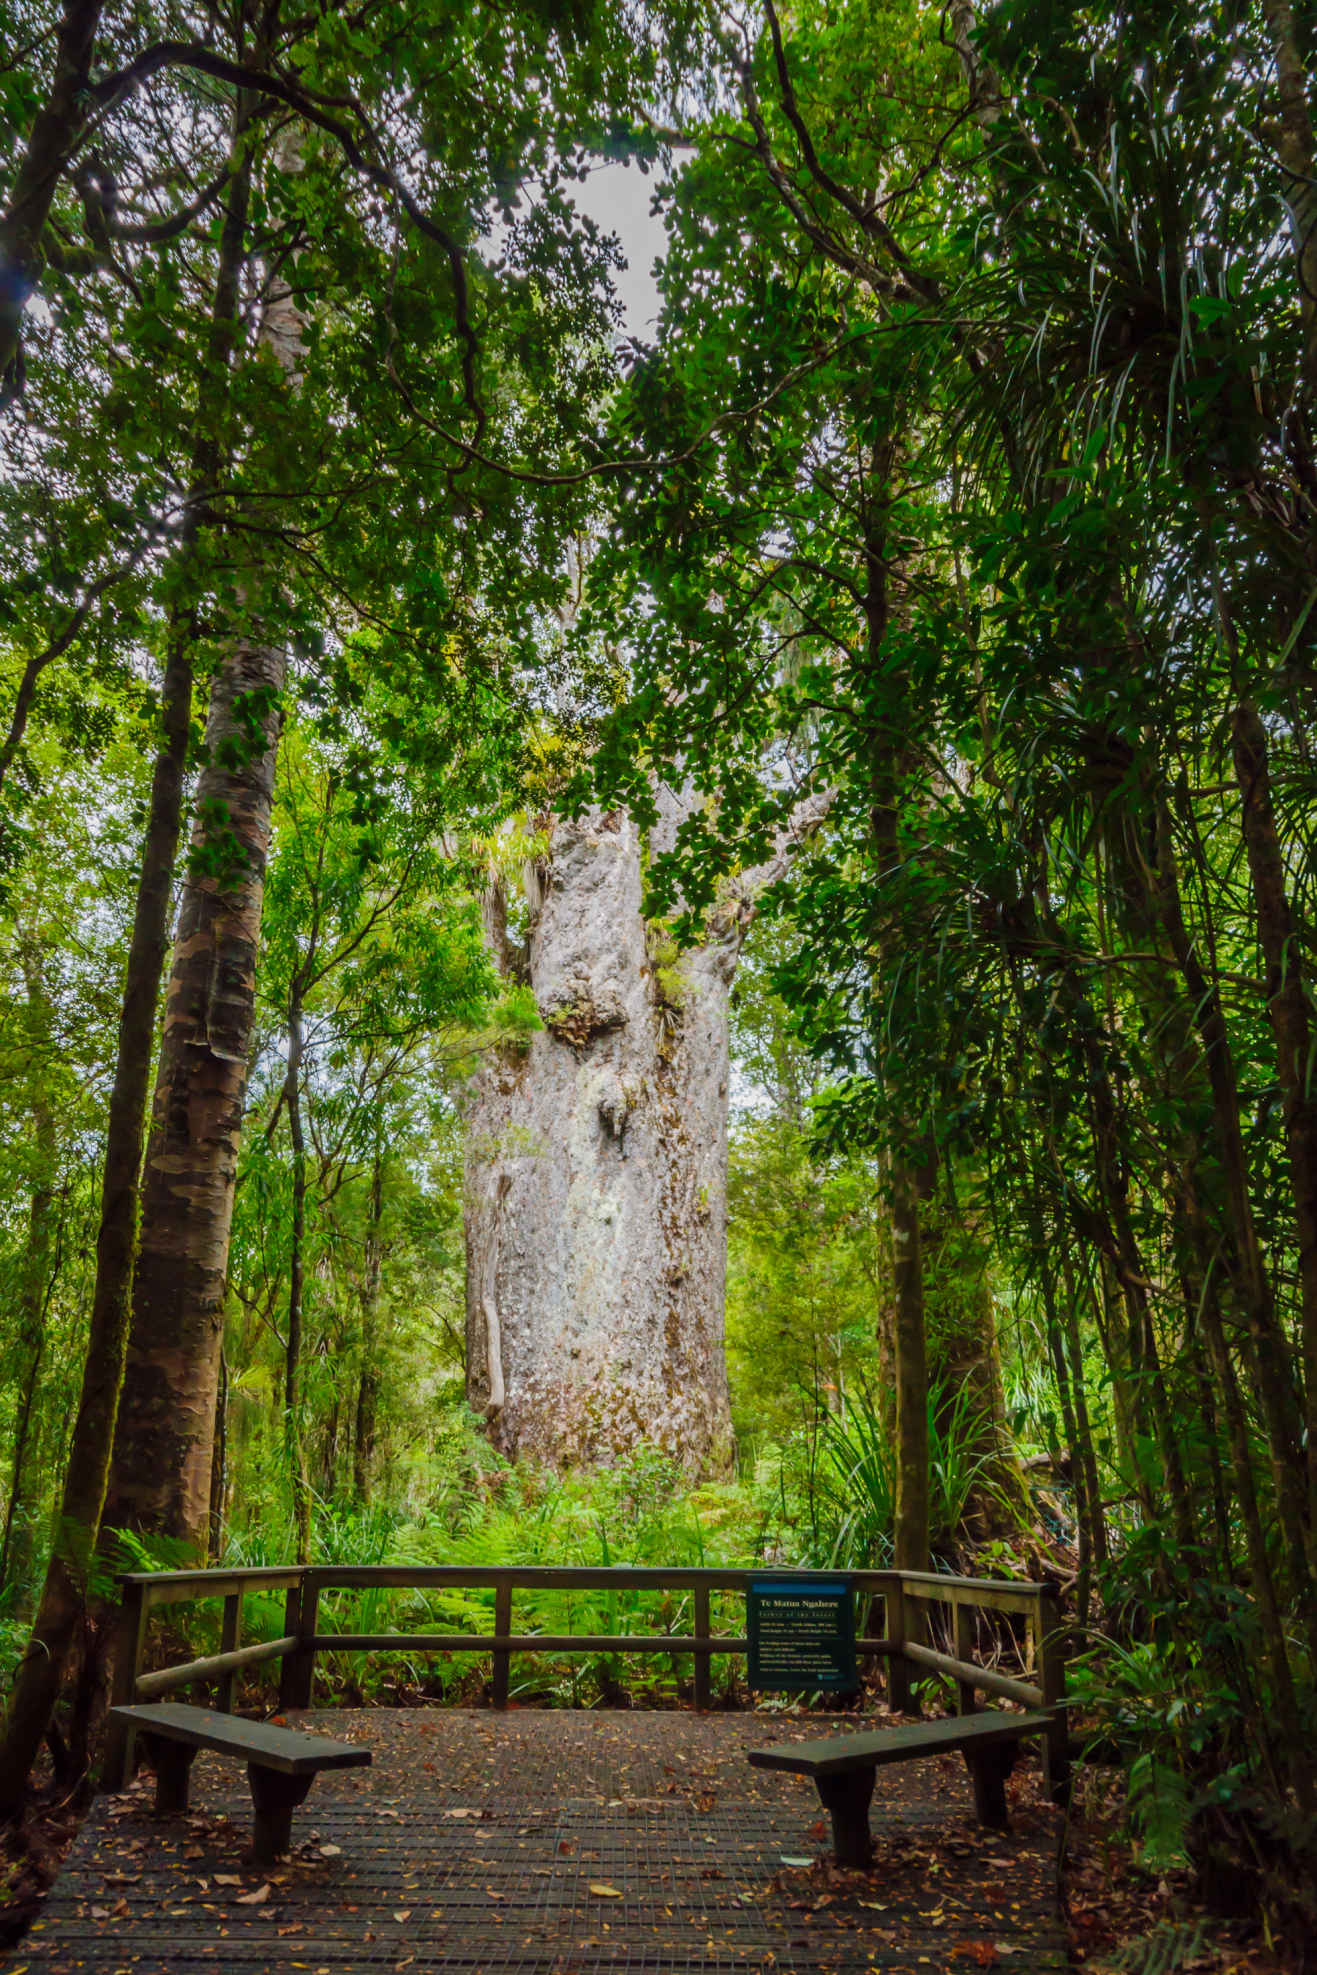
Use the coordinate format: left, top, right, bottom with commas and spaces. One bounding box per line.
746, 1579, 857, 1694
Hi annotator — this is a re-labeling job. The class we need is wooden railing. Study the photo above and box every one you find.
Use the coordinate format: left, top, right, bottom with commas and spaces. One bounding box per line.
101, 1565, 1068, 1799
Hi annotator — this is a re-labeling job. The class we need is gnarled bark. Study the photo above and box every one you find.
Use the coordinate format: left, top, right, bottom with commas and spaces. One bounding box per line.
464, 799, 740, 1473
464, 790, 829, 1475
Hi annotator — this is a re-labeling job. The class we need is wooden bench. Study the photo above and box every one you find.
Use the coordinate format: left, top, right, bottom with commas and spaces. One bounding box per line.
748, 1709, 1054, 1866
108, 1701, 372, 1865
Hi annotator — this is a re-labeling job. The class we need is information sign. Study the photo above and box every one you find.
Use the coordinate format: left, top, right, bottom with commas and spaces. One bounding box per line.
746, 1579, 857, 1692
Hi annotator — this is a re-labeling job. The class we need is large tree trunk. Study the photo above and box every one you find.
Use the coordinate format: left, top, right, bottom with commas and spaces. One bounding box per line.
464, 798, 742, 1474
352, 1150, 385, 1504
887, 1162, 930, 1572
101, 233, 303, 1556
0, 1167, 55, 1603
0, 129, 253, 1818
100, 631, 287, 1550
284, 979, 313, 1562
0, 952, 58, 1605
927, 1216, 1029, 1540
0, 0, 103, 393
1230, 699, 1317, 1543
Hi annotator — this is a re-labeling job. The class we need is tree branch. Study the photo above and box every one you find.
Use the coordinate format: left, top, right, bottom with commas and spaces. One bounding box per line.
0, 537, 157, 807
85, 41, 486, 441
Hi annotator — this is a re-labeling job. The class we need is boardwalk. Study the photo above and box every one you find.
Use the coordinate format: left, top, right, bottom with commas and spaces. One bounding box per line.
15, 1711, 1067, 1974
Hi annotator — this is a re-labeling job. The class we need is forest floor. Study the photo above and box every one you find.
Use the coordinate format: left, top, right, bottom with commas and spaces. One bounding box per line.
0, 1707, 1289, 1975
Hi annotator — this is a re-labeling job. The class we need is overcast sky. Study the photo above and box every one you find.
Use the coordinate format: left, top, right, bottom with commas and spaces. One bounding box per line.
568, 160, 670, 338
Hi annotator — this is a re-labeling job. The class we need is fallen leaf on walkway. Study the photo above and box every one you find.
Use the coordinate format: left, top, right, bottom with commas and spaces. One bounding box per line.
213, 1874, 241, 1886
90, 1906, 111, 1920
393, 1910, 412, 1922
589, 1884, 623, 1899
487, 1890, 506, 1901
952, 1942, 1000, 1966
806, 1822, 827, 1841
236, 1883, 271, 1905
318, 1845, 342, 1858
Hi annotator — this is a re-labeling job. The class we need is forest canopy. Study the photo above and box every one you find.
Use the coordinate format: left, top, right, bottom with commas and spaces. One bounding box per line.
3, 0, 1317, 1956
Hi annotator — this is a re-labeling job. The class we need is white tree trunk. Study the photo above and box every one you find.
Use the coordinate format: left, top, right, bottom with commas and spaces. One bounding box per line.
464, 798, 742, 1474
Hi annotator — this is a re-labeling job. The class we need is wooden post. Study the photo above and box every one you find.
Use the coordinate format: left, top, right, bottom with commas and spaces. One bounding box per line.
141, 1734, 197, 1815
886, 1578, 912, 1714
953, 1598, 978, 1717
249, 1765, 316, 1866
492, 1581, 512, 1711
216, 1593, 243, 1714
815, 1768, 875, 1866
1037, 1585, 1070, 1803
278, 1574, 319, 1711
101, 1579, 150, 1791
693, 1586, 711, 1711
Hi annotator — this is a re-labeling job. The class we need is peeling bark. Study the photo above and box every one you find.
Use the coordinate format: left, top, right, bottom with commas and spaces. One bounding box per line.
102, 241, 303, 1555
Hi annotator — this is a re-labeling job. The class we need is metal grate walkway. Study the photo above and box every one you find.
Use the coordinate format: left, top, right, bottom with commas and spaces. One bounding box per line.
13, 1710, 1068, 1973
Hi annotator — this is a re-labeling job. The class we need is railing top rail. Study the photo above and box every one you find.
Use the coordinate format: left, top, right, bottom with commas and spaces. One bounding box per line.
304, 1566, 898, 1591
897, 1571, 1051, 1596
116, 1567, 302, 1598
115, 1564, 1049, 1602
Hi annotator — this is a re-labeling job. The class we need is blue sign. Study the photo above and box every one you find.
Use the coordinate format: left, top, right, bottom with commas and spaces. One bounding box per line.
746, 1579, 857, 1692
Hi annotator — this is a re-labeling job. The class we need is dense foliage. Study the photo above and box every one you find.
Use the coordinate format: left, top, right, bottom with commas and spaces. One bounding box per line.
4, 0, 1317, 1955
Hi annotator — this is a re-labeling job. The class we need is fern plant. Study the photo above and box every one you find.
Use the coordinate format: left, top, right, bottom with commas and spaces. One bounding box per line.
1096, 1917, 1207, 1974
1125, 1752, 1193, 1874
813, 1380, 1016, 1565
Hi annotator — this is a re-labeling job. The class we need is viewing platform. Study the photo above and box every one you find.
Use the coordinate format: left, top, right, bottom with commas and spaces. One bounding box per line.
20, 1708, 1066, 1974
